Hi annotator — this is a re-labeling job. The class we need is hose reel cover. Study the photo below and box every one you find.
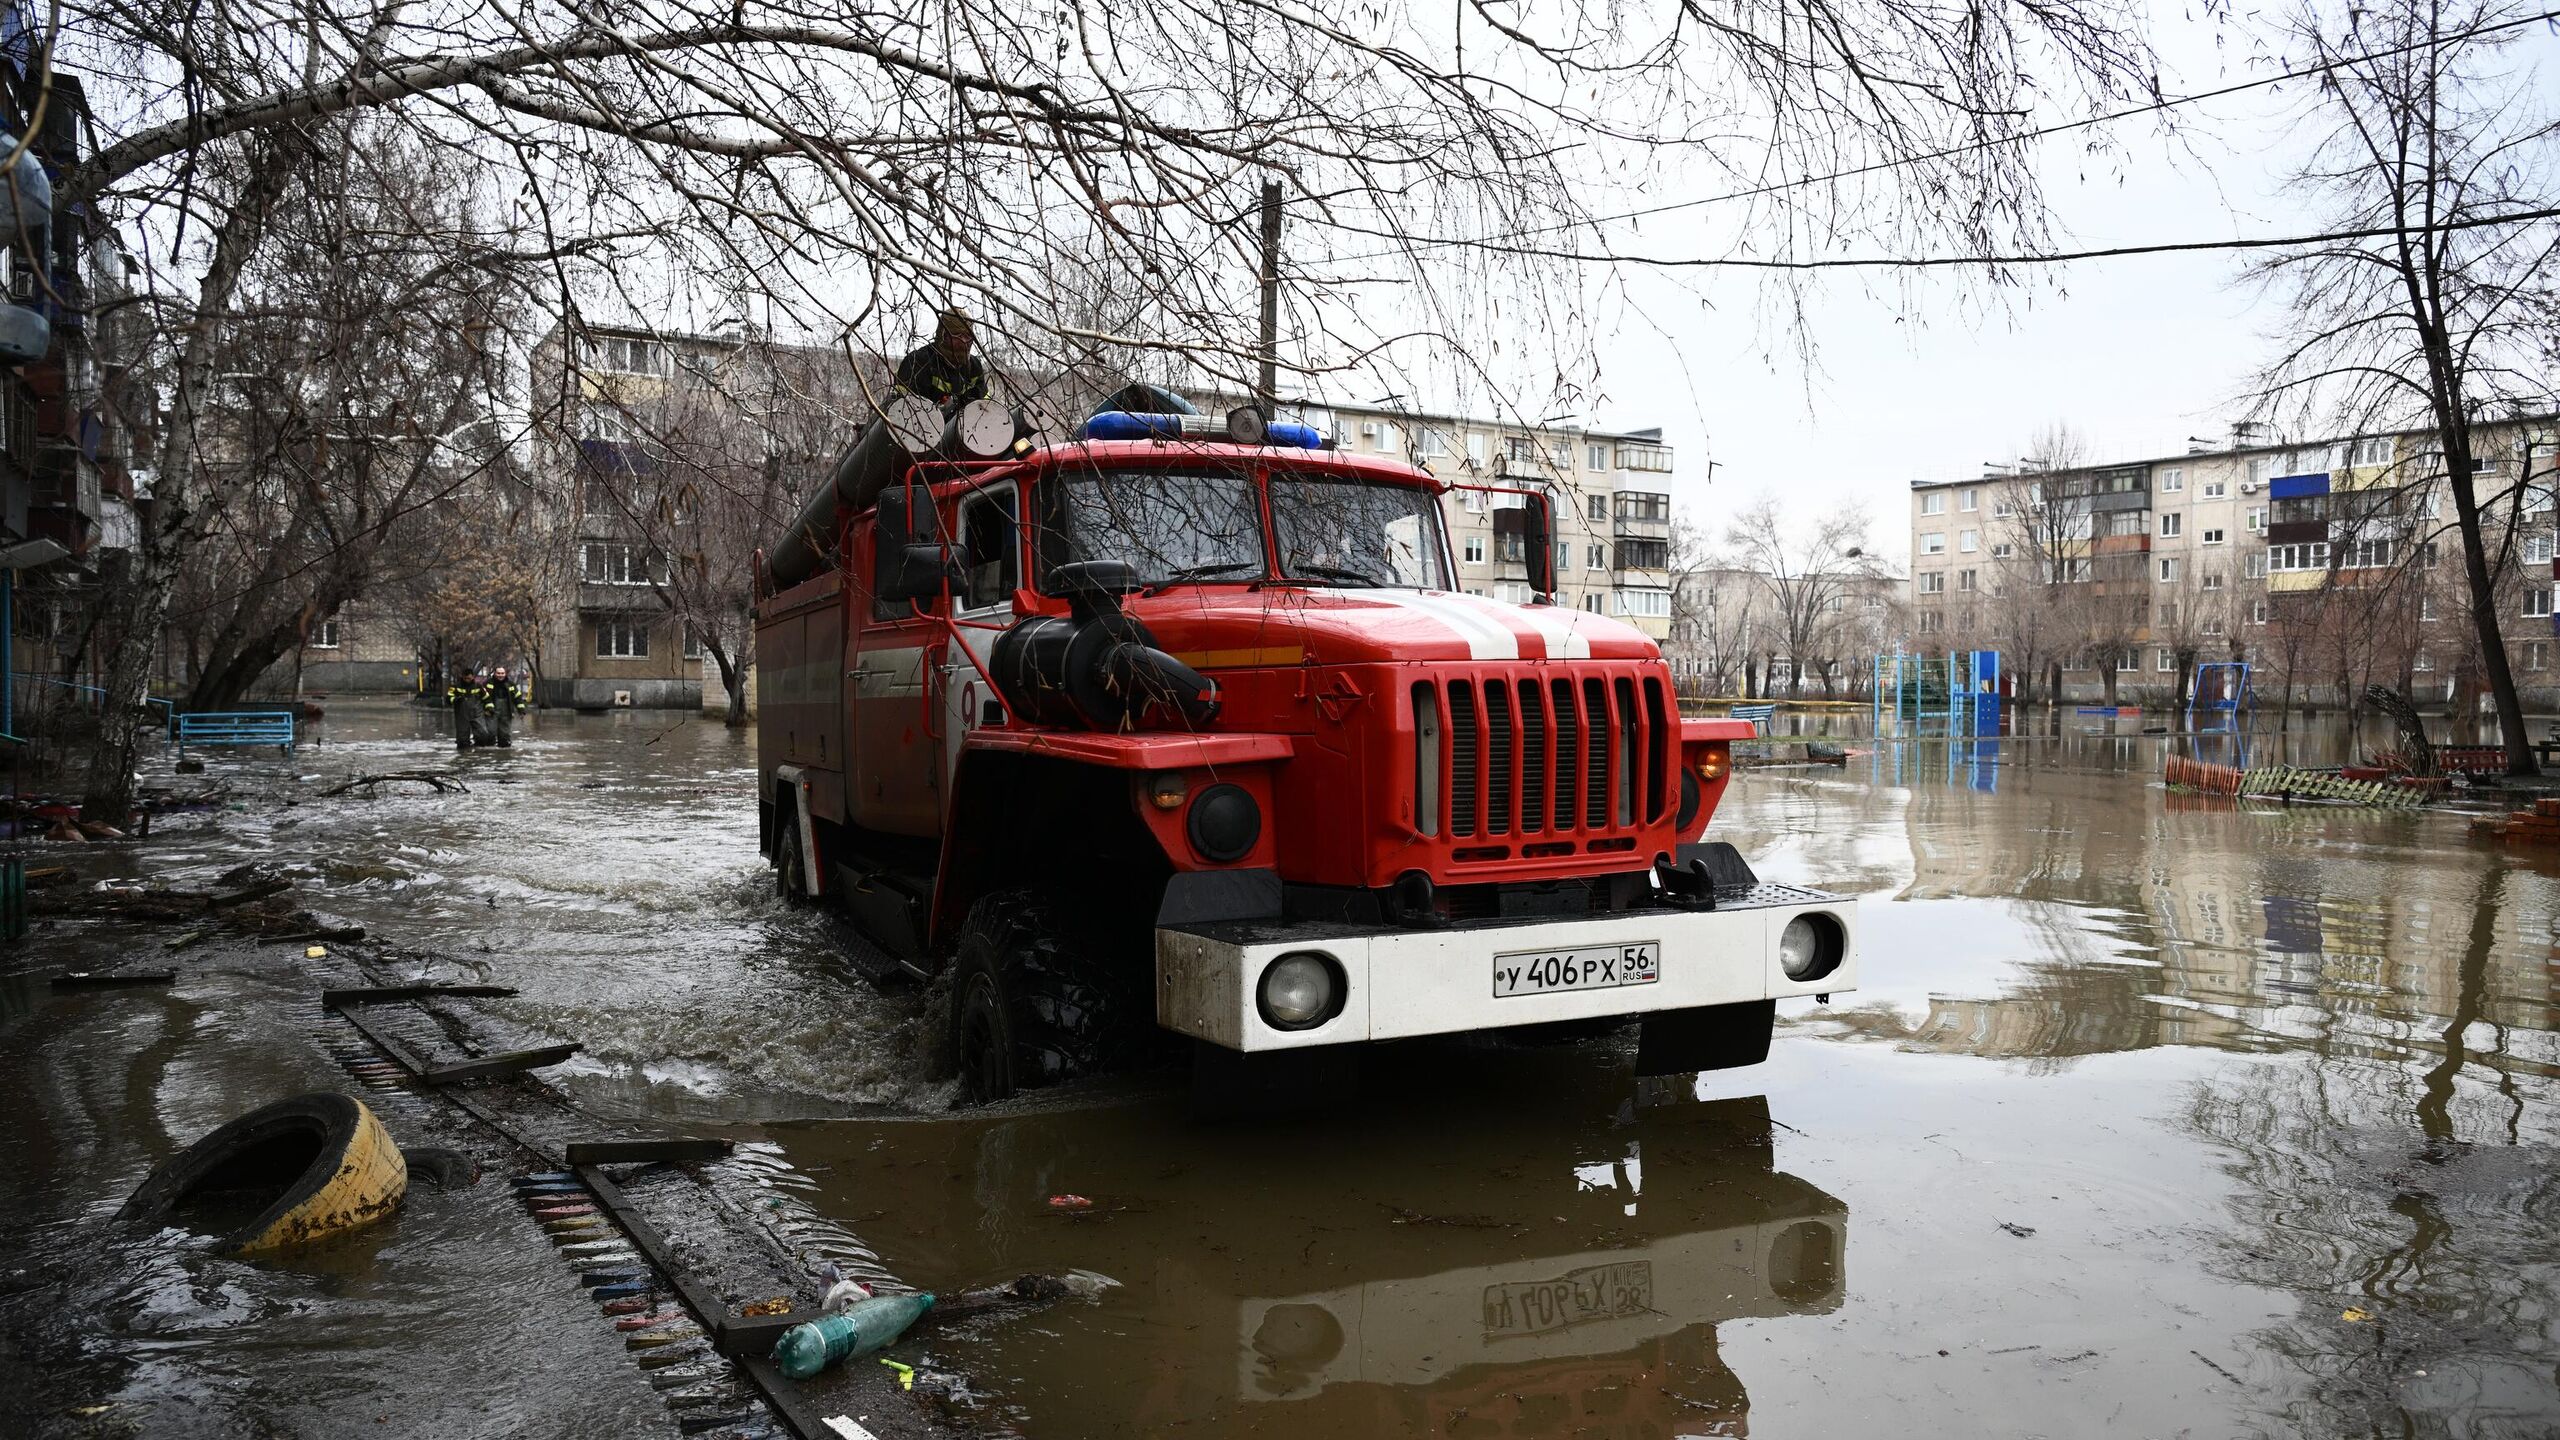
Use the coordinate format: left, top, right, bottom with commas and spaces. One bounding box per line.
991, 609, 1220, 732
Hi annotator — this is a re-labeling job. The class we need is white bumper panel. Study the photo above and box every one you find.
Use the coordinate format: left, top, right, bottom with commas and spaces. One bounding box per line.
1157, 886, 1857, 1052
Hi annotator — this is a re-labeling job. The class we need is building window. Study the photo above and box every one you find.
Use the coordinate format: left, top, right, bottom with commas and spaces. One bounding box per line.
1613, 589, 1671, 618
2528, 641, 2550, 671
2158, 648, 2177, 672
596, 619, 651, 658
2202, 616, 2225, 636
2160, 513, 2183, 538
1993, 497, 2015, 520
2202, 477, 2227, 499
1582, 593, 1602, 613
1417, 427, 1451, 458
2414, 652, 2435, 672
1463, 535, 1486, 565
1617, 444, 1672, 473
2118, 649, 2141, 672
2158, 557, 2180, 582
1616, 538, 1671, 570
1495, 581, 1532, 604
2244, 552, 2268, 579
1586, 494, 1607, 522
1919, 572, 1946, 594
2350, 435, 2393, 467
1587, 445, 1608, 471
2201, 528, 2226, 546
1583, 543, 1604, 571
2158, 467, 2184, 492
1959, 488, 1978, 512
1614, 492, 1671, 524
2421, 595, 2437, 620
1865, 593, 1884, 609
583, 542, 658, 585
2252, 599, 2269, 624
1958, 528, 1979, 553
2269, 543, 2330, 572
1917, 611, 1944, 634
1990, 541, 2015, 559
683, 628, 705, 660
2201, 571, 2224, 592
2527, 535, 2556, 565
306, 620, 340, 650
588, 335, 669, 375
2246, 507, 2267, 532
1957, 569, 1977, 592
2343, 538, 2393, 569
1549, 441, 1572, 467
1921, 532, 1946, 555
1504, 436, 1538, 463
2527, 586, 2552, 619
1922, 493, 1947, 516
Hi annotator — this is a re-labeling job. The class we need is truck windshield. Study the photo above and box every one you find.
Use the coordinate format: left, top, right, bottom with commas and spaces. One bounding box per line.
1268, 473, 1451, 589
1048, 466, 1265, 584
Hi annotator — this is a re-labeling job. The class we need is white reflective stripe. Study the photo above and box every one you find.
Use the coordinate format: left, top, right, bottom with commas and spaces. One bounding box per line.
1370, 590, 1519, 660
1507, 603, 1594, 659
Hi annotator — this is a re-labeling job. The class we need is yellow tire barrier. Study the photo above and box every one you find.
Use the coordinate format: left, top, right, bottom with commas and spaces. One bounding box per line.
117, 1092, 409, 1256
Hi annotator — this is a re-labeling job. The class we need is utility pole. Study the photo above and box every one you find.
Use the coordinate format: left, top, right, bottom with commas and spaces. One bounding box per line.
1256, 179, 1281, 418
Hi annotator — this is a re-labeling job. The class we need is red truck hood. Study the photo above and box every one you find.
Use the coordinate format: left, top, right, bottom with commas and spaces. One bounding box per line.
1124, 587, 1660, 666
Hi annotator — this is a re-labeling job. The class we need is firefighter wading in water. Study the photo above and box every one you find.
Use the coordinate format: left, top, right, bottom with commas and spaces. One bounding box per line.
447, 670, 495, 750
488, 665, 527, 747
893, 309, 989, 408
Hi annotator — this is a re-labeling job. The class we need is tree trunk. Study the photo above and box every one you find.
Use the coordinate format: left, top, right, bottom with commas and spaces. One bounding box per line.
711, 643, 748, 728
78, 143, 295, 819
2446, 452, 2536, 772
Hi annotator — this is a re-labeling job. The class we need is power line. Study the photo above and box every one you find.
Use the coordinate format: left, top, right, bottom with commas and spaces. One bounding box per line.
1518, 204, 2560, 272
1328, 7, 2560, 264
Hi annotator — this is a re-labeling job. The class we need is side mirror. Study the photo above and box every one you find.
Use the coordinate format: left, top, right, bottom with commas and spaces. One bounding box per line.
873, 480, 958, 604
1522, 489, 1557, 602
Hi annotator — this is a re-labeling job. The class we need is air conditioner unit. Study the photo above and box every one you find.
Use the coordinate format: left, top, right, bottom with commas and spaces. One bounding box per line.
2240, 481, 2259, 494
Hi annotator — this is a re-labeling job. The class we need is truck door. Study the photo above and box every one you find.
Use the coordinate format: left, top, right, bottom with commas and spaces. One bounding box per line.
848, 503, 947, 837
939, 482, 1020, 793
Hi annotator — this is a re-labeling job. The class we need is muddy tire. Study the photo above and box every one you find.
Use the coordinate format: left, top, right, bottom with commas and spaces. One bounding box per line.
772, 801, 812, 907
117, 1092, 409, 1256
950, 891, 1122, 1104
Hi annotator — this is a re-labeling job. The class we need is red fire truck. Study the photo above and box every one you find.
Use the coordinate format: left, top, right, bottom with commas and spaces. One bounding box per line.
753, 398, 1856, 1103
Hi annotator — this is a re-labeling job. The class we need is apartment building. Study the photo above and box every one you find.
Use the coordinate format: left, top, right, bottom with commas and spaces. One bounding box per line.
1282, 401, 1679, 637
1907, 416, 2560, 706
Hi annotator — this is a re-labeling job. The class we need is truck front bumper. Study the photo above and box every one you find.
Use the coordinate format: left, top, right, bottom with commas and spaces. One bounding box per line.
1156, 883, 1857, 1053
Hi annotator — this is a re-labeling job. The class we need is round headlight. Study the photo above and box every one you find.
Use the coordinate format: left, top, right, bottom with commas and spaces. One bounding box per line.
1187, 782, 1261, 862
1779, 912, 1844, 982
1258, 951, 1342, 1030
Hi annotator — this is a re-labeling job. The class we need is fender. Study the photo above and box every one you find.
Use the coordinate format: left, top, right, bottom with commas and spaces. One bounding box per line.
962, 729, 1295, 769
771, 763, 827, 898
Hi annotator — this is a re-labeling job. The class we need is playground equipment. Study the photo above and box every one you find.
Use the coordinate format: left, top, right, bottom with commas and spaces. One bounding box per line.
2187, 661, 2251, 721
1871, 650, 2001, 736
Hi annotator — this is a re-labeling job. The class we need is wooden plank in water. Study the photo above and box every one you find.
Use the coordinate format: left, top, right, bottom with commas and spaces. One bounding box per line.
322, 984, 519, 1007
419, 1043, 580, 1084
51, 970, 178, 988
564, 1138, 735, 1166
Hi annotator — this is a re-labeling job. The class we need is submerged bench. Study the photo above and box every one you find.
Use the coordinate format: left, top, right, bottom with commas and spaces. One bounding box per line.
173, 711, 297, 757
1729, 702, 1778, 734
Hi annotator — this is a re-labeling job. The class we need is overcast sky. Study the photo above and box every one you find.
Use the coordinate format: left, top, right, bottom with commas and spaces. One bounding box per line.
1562, 7, 2559, 568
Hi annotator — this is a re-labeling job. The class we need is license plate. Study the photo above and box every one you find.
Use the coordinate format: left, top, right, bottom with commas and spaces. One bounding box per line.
1492, 941, 1659, 997
1482, 1261, 1655, 1336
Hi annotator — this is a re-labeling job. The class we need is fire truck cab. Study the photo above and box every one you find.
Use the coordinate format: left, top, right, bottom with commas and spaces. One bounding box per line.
754, 403, 1856, 1104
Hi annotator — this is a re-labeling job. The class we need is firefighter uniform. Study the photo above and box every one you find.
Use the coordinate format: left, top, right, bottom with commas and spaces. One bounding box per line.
893, 311, 989, 409
447, 674, 491, 749
488, 668, 528, 747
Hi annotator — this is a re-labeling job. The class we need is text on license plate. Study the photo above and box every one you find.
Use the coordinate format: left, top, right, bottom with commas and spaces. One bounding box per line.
1493, 941, 1659, 997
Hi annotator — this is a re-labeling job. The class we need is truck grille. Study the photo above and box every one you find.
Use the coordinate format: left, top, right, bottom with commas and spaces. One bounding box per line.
1414, 669, 1671, 848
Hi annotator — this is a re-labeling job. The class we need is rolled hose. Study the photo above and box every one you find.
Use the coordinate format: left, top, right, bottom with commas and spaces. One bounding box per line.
117, 1092, 409, 1256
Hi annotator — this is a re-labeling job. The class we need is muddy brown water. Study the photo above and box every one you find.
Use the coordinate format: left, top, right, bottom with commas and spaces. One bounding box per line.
4, 701, 2555, 1437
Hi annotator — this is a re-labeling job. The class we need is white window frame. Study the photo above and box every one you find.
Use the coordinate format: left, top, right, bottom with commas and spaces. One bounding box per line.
2158, 468, 2184, 493
1958, 528, 1979, 553
2527, 586, 2552, 619
2158, 557, 2180, 582
2157, 648, 2177, 672
2160, 513, 2183, 538
1462, 534, 1487, 565
1959, 488, 1978, 512
2201, 528, 2226, 546
1919, 572, 1946, 594
1921, 493, 1947, 516
1921, 532, 1946, 555
595, 618, 651, 658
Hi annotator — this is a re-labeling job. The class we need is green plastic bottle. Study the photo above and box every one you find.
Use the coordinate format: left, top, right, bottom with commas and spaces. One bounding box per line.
771, 1292, 936, 1380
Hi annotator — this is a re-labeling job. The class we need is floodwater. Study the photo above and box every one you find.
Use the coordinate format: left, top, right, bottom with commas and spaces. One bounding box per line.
5, 700, 2557, 1437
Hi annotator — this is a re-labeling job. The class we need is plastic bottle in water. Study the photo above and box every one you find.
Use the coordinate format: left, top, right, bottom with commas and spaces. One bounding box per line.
772, 1292, 936, 1380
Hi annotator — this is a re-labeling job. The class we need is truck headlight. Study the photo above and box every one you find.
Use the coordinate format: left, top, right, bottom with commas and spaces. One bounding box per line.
1187, 783, 1261, 862
1258, 951, 1343, 1030
1778, 913, 1845, 982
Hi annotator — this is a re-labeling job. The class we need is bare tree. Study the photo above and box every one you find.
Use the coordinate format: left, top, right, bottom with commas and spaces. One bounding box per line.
2243, 0, 2560, 773
50, 0, 2169, 814
1723, 497, 1880, 698
1985, 430, 2101, 704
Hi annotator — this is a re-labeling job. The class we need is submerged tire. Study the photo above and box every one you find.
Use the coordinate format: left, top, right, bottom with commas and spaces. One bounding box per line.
950, 891, 1123, 1104
772, 800, 812, 907
117, 1092, 408, 1256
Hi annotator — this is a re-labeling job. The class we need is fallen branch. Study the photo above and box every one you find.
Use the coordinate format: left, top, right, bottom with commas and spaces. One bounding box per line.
321, 770, 469, 797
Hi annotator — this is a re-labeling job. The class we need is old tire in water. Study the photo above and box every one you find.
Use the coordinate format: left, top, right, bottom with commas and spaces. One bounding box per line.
117, 1092, 408, 1255
950, 891, 1121, 1105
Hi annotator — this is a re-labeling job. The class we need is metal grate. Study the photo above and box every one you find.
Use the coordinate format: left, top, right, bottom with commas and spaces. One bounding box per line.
1419, 665, 1669, 847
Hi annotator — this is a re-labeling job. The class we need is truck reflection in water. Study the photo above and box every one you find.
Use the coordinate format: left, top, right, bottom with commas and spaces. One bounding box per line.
783, 1063, 1847, 1439
1224, 1093, 1844, 1437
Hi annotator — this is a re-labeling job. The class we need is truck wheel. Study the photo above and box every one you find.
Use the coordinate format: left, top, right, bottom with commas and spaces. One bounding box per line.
950, 891, 1118, 1104
772, 801, 811, 907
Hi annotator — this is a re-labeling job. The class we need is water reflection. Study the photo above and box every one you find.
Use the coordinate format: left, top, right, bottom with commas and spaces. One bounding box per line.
776, 1056, 1844, 1437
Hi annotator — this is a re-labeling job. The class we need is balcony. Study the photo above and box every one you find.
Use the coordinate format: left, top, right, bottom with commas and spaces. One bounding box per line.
2091, 533, 2151, 556
2087, 488, 2150, 514
578, 580, 663, 612
1613, 491, 1671, 538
